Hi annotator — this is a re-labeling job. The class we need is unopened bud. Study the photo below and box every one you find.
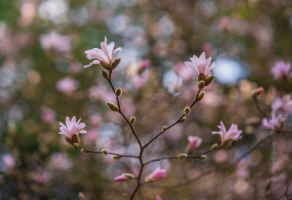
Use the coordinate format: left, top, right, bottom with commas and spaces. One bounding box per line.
179, 116, 186, 123
205, 75, 215, 86
100, 60, 111, 70
178, 153, 188, 159
112, 155, 121, 159
101, 71, 109, 80
198, 73, 207, 81
107, 102, 119, 112
162, 126, 167, 132
101, 149, 108, 155
129, 116, 136, 124
197, 81, 205, 90
197, 155, 207, 160
115, 87, 122, 97
110, 58, 121, 70
252, 87, 264, 98
220, 138, 233, 148
197, 91, 205, 101
211, 143, 219, 150
78, 192, 88, 200
184, 107, 191, 115
123, 173, 135, 179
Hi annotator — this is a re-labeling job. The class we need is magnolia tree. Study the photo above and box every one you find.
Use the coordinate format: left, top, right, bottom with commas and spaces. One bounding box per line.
56, 37, 292, 200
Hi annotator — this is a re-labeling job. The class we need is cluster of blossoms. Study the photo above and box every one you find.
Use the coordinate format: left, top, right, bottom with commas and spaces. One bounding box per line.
271, 61, 292, 80
58, 36, 244, 199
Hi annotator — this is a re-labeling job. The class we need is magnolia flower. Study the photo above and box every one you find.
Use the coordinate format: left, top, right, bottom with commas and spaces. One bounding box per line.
212, 121, 242, 148
262, 114, 282, 131
186, 136, 202, 153
114, 173, 135, 182
39, 31, 71, 53
84, 36, 122, 68
145, 168, 166, 182
59, 116, 87, 146
56, 77, 79, 95
184, 52, 216, 79
271, 61, 291, 80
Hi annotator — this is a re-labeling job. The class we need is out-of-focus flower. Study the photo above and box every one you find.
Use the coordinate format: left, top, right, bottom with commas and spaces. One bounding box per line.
156, 195, 163, 200
127, 59, 151, 89
251, 87, 264, 98
84, 36, 122, 68
262, 113, 282, 131
272, 96, 292, 117
47, 153, 73, 171
271, 61, 291, 80
184, 52, 216, 79
174, 62, 193, 81
40, 31, 71, 53
59, 116, 87, 146
41, 106, 56, 123
2, 154, 15, 169
186, 136, 202, 153
145, 167, 166, 182
32, 171, 51, 184
89, 84, 115, 103
212, 121, 242, 147
56, 77, 79, 95
114, 173, 135, 182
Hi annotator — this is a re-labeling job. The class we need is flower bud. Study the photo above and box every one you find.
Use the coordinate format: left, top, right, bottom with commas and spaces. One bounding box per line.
197, 155, 207, 160
197, 91, 205, 101
251, 87, 264, 98
123, 173, 135, 179
115, 87, 122, 97
100, 60, 111, 70
101, 149, 108, 155
211, 143, 219, 150
220, 138, 233, 148
179, 116, 186, 123
162, 126, 167, 132
112, 155, 121, 159
65, 135, 80, 147
110, 58, 121, 70
198, 73, 207, 81
197, 81, 205, 90
129, 116, 136, 124
178, 153, 188, 159
205, 75, 215, 86
101, 71, 109, 80
184, 107, 191, 115
80, 148, 90, 153
107, 102, 119, 112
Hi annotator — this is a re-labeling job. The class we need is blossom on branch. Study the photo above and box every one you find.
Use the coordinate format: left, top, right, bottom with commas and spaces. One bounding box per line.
186, 136, 202, 153
59, 116, 87, 146
262, 113, 282, 131
271, 61, 291, 80
184, 52, 216, 81
212, 121, 242, 148
114, 173, 135, 182
145, 168, 166, 182
84, 36, 122, 69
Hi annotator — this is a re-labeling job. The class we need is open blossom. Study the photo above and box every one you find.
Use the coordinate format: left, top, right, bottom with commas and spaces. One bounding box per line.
184, 52, 216, 78
271, 61, 291, 80
59, 116, 87, 146
212, 121, 242, 147
262, 113, 282, 131
272, 96, 292, 117
174, 62, 193, 81
145, 168, 166, 182
186, 136, 202, 153
39, 31, 71, 53
84, 36, 122, 68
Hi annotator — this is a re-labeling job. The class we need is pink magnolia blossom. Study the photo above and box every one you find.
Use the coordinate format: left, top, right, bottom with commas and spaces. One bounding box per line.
272, 96, 292, 117
114, 174, 130, 182
184, 52, 216, 78
271, 61, 291, 80
262, 113, 282, 131
2, 154, 15, 168
84, 36, 122, 68
59, 116, 87, 145
56, 77, 79, 95
212, 121, 242, 145
41, 106, 56, 123
127, 59, 151, 89
186, 136, 202, 153
156, 195, 163, 200
174, 62, 193, 81
145, 167, 166, 182
40, 31, 71, 53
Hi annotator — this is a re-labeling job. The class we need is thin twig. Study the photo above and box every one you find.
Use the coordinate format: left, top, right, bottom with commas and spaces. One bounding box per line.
78, 146, 139, 158
253, 97, 268, 118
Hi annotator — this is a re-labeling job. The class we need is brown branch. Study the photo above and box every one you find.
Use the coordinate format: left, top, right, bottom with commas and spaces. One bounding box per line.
78, 146, 139, 158
253, 96, 268, 118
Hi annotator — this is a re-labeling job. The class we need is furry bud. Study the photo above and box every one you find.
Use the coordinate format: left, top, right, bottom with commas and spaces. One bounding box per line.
178, 153, 188, 159
101, 149, 108, 155
162, 126, 167, 132
129, 116, 136, 124
197, 155, 207, 160
110, 58, 121, 70
101, 71, 109, 80
197, 81, 205, 90
107, 102, 119, 112
112, 155, 121, 159
211, 143, 219, 150
221, 138, 233, 148
198, 73, 207, 81
197, 91, 205, 101
100, 60, 111, 70
205, 75, 215, 86
179, 116, 186, 123
184, 107, 191, 115
115, 87, 122, 97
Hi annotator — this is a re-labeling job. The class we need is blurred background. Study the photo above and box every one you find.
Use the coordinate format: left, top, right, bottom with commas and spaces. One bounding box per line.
0, 0, 292, 199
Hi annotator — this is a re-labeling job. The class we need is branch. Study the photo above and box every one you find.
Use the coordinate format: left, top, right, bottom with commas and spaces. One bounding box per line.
253, 96, 268, 118
78, 146, 139, 158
